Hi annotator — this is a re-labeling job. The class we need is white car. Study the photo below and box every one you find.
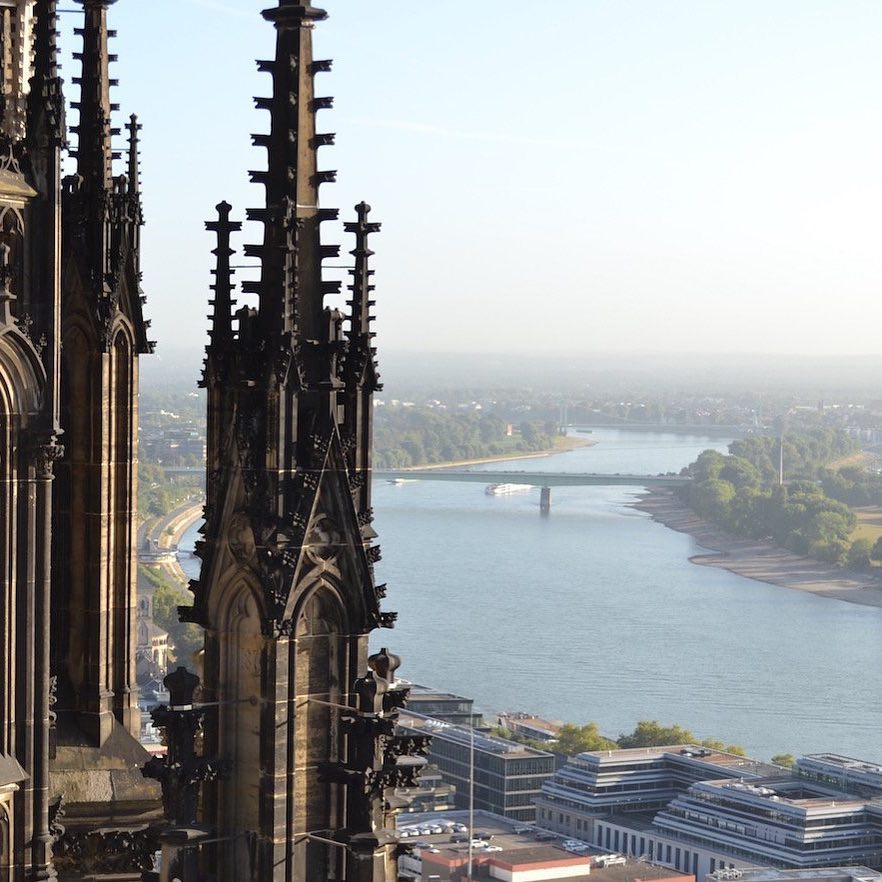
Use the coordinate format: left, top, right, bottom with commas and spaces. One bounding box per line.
482, 845, 503, 853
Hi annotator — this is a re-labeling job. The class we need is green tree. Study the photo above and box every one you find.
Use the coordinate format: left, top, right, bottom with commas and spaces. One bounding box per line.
847, 538, 873, 571
151, 578, 203, 665
617, 720, 695, 748
719, 456, 761, 490
554, 723, 618, 755
689, 478, 736, 523
688, 449, 727, 481
871, 537, 882, 563
772, 753, 795, 768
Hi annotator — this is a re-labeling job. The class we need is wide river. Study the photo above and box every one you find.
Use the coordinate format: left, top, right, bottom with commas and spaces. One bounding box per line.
179, 429, 882, 762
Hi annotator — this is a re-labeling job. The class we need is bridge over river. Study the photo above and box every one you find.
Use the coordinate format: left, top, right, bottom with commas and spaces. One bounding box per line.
375, 469, 690, 513
374, 469, 690, 488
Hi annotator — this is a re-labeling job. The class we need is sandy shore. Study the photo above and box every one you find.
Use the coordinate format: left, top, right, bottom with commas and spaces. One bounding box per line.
633, 488, 882, 609
394, 435, 595, 471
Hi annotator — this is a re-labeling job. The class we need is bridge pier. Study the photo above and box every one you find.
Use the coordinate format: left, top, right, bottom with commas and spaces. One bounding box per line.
540, 486, 551, 516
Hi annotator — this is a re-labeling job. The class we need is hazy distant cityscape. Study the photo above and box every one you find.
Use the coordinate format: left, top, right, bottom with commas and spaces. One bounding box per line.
130, 351, 882, 879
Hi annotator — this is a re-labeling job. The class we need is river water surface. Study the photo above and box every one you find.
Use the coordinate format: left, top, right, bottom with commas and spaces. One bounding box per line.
180, 429, 882, 762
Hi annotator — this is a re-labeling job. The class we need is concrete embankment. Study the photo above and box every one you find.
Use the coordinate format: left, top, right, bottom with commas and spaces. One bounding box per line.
139, 500, 204, 588
633, 488, 882, 609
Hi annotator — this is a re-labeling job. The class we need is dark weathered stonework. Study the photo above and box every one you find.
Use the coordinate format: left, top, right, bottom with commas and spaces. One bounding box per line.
0, 2, 159, 879
1, 2, 420, 880
185, 2, 425, 880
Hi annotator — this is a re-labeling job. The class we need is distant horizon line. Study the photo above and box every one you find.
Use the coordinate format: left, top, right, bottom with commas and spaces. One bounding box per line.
145, 346, 882, 362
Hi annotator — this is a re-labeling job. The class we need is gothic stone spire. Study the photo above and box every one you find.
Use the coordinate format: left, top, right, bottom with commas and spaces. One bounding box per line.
71, 0, 118, 193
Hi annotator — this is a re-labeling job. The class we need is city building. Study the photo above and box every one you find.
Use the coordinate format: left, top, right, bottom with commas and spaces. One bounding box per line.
498, 712, 563, 742
536, 748, 882, 880
398, 767, 458, 815
135, 585, 169, 677
396, 810, 695, 882
399, 711, 556, 822
406, 683, 483, 727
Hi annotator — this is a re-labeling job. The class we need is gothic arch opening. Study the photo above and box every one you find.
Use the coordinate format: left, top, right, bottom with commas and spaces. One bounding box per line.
217, 582, 262, 877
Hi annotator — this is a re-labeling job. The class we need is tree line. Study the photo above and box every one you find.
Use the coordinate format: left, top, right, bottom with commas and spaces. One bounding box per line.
726, 428, 857, 484
490, 718, 747, 757
374, 407, 555, 468
681, 429, 872, 567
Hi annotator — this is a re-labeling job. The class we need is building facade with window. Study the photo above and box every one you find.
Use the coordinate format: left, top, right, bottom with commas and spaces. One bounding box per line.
535, 749, 882, 880
398, 711, 555, 822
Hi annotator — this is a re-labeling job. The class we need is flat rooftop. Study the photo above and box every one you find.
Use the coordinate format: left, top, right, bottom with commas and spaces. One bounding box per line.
499, 712, 563, 733
802, 754, 882, 775
710, 778, 865, 808
408, 683, 474, 702
580, 745, 779, 777
399, 810, 688, 880
399, 711, 553, 759
721, 869, 882, 882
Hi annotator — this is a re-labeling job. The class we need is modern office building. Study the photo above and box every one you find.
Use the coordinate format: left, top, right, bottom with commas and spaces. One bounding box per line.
406, 683, 484, 727
398, 711, 556, 822
498, 712, 563, 742
536, 748, 882, 880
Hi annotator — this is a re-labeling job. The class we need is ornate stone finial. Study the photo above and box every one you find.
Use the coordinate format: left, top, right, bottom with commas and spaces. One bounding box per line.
143, 667, 229, 830
163, 666, 200, 709
125, 113, 141, 195
204, 201, 241, 352
342, 201, 382, 393
368, 647, 400, 685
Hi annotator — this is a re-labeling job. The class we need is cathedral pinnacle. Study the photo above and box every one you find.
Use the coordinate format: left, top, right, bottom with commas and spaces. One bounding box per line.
345, 202, 381, 344
205, 201, 241, 349
28, 0, 65, 144
125, 113, 141, 196
71, 0, 119, 192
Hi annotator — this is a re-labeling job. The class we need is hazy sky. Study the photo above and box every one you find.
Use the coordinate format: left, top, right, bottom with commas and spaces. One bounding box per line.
58, 1, 882, 359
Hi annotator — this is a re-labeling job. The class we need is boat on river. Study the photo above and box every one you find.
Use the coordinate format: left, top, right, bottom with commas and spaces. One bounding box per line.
485, 483, 533, 496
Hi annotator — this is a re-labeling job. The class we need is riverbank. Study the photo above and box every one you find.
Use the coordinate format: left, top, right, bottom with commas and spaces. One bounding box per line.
395, 434, 595, 472
634, 488, 882, 608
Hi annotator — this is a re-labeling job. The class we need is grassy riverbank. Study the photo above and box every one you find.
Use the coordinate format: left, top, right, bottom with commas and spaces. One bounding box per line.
634, 488, 882, 608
